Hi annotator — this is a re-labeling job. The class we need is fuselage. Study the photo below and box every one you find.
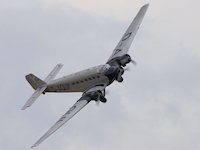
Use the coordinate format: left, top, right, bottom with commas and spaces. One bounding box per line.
45, 65, 111, 93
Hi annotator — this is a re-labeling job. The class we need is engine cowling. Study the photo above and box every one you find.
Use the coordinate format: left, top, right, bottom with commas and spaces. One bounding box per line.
82, 91, 107, 103
116, 67, 124, 82
118, 54, 131, 67
105, 54, 132, 83
107, 54, 132, 67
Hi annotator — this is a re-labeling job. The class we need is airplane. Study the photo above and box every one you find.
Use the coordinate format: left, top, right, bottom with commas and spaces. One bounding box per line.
22, 4, 149, 148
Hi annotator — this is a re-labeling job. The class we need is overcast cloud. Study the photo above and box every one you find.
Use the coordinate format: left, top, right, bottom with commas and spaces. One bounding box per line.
0, 0, 200, 150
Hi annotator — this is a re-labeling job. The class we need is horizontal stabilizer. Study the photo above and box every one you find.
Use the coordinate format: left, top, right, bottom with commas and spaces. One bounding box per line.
22, 63, 63, 110
21, 86, 46, 110
44, 63, 63, 83
26, 74, 46, 90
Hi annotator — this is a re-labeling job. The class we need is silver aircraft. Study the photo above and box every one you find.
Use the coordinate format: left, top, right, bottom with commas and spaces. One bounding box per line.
22, 4, 149, 148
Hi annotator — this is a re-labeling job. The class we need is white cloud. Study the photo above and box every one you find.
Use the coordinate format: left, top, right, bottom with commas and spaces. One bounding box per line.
0, 0, 200, 150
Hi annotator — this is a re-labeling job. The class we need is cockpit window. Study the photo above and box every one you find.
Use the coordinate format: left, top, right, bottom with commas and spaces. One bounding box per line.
101, 64, 110, 72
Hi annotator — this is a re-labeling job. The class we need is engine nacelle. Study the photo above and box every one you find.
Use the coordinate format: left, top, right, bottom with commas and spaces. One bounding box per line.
107, 54, 131, 67
83, 91, 107, 103
118, 54, 131, 67
116, 67, 124, 82
105, 54, 131, 84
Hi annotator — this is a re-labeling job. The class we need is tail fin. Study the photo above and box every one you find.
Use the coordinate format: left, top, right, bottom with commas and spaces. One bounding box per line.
26, 74, 46, 90
22, 63, 63, 110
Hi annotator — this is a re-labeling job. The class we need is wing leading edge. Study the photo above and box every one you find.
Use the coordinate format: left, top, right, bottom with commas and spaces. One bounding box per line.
107, 4, 149, 62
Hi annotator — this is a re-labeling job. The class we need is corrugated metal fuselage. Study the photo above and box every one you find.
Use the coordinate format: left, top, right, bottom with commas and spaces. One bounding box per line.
45, 65, 109, 93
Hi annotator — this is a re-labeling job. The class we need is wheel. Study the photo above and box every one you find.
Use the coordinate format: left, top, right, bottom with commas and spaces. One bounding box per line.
100, 95, 107, 103
117, 77, 123, 82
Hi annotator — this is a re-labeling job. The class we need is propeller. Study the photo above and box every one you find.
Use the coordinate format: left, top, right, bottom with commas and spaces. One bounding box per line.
105, 90, 109, 95
95, 89, 109, 106
124, 66, 131, 72
124, 59, 137, 72
96, 100, 100, 106
131, 59, 137, 65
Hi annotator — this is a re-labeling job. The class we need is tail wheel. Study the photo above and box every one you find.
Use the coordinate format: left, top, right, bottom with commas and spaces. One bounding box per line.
99, 95, 107, 103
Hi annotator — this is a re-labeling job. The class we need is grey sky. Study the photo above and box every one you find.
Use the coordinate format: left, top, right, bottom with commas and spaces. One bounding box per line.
0, 0, 200, 150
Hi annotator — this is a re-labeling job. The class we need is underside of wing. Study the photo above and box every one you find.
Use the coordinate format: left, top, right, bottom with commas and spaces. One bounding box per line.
31, 99, 89, 148
31, 85, 107, 148
107, 4, 149, 62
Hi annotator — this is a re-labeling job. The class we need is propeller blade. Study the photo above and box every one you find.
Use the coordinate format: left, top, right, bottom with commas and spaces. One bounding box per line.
96, 100, 100, 106
124, 67, 131, 72
131, 60, 137, 65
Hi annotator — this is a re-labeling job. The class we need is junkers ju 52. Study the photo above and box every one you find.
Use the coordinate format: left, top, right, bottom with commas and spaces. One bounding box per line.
22, 4, 149, 148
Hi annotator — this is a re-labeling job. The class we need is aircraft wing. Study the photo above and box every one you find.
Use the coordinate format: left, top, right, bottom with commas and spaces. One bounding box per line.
31, 99, 89, 148
31, 85, 106, 148
107, 4, 149, 62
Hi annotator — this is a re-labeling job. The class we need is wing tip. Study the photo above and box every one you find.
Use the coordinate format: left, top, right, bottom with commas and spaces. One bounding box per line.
21, 105, 28, 110
141, 3, 149, 11
57, 63, 64, 67
21, 107, 26, 110
21, 103, 31, 110
143, 3, 150, 8
31, 145, 36, 149
31, 142, 39, 149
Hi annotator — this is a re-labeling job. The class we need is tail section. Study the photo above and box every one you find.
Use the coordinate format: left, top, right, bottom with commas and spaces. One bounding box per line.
25, 74, 46, 90
21, 86, 47, 110
44, 63, 63, 83
22, 63, 63, 110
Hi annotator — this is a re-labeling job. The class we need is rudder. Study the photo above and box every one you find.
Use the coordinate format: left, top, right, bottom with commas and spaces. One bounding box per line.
25, 74, 46, 90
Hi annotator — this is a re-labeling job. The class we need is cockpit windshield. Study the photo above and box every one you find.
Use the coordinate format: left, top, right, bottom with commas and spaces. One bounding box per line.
100, 64, 111, 73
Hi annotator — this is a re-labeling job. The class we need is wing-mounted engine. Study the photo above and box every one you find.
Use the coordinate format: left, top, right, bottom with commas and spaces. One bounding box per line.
108, 54, 132, 67
105, 54, 133, 83
81, 90, 107, 103
104, 4, 149, 84
81, 84, 107, 103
